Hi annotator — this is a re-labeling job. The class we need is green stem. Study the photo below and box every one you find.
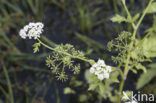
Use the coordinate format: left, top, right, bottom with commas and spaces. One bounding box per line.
121, 0, 132, 20
3, 64, 14, 103
37, 38, 94, 64
54, 82, 60, 103
118, 0, 153, 103
113, 0, 118, 13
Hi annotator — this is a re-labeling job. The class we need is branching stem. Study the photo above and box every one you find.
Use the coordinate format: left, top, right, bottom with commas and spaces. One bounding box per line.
37, 38, 94, 64
118, 0, 153, 103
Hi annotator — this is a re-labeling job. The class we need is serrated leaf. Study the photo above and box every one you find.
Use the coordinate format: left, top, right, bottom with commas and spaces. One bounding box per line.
33, 43, 40, 53
85, 70, 100, 84
99, 83, 105, 94
142, 34, 156, 57
33, 47, 39, 53
132, 13, 140, 22
110, 71, 120, 83
110, 14, 127, 23
131, 69, 137, 74
136, 63, 147, 73
147, 2, 156, 14
33, 42, 40, 47
136, 68, 156, 89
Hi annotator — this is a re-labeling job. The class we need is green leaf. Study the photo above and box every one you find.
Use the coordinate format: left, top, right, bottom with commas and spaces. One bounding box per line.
110, 14, 127, 23
132, 13, 140, 22
64, 87, 75, 94
136, 68, 156, 89
136, 63, 147, 73
33, 43, 40, 53
85, 70, 100, 84
33, 42, 41, 48
130, 69, 137, 74
147, 2, 156, 14
99, 83, 105, 94
110, 71, 120, 83
110, 90, 118, 102
142, 34, 156, 57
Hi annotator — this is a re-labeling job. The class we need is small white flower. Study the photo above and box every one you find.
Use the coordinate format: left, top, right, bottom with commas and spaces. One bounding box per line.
19, 22, 44, 39
89, 67, 95, 73
92, 63, 98, 68
24, 25, 29, 31
106, 66, 112, 72
89, 59, 112, 80
97, 59, 105, 66
97, 74, 104, 80
96, 66, 101, 70
103, 73, 109, 79
29, 22, 35, 28
95, 70, 101, 75
19, 29, 27, 39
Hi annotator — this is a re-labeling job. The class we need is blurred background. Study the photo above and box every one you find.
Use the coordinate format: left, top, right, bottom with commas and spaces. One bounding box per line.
0, 0, 155, 103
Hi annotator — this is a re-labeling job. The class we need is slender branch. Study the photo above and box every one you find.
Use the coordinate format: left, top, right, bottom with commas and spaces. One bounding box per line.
121, 0, 132, 20
37, 38, 94, 64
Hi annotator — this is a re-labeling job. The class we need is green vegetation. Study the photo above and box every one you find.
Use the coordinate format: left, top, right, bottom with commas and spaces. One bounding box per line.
0, 0, 156, 103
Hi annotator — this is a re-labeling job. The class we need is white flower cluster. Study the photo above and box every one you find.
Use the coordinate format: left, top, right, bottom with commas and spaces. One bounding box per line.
90, 59, 112, 80
19, 22, 44, 39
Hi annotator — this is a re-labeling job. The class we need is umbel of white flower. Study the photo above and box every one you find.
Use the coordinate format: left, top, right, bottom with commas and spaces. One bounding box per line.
19, 22, 44, 39
90, 59, 112, 80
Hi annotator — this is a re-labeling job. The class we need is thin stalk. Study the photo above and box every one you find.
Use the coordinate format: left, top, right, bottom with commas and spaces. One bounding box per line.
121, 0, 132, 20
113, 0, 118, 13
37, 38, 93, 64
54, 82, 60, 103
41, 36, 57, 47
118, 0, 153, 103
3, 64, 14, 103
31, 82, 46, 103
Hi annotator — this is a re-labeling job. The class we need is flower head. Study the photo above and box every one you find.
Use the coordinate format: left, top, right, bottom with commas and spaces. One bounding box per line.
56, 72, 68, 82
19, 22, 44, 39
89, 59, 112, 80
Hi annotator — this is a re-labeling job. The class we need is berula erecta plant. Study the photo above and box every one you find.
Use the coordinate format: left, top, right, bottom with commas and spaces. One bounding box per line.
19, 0, 156, 102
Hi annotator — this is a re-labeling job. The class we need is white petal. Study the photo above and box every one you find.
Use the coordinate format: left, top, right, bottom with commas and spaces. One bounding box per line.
19, 22, 44, 39
92, 64, 98, 68
96, 67, 101, 70
89, 67, 95, 73
97, 74, 104, 80
106, 66, 112, 72
95, 70, 101, 75
24, 25, 29, 32
19, 29, 27, 39
98, 59, 105, 64
97, 59, 106, 67
103, 73, 109, 79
